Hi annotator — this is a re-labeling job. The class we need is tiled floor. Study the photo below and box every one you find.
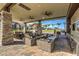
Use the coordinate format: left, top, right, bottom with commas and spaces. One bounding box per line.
0, 45, 75, 56
0, 36, 75, 56
0, 36, 76, 56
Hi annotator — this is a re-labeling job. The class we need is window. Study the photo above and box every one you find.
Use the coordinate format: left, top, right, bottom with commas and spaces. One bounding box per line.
27, 21, 39, 32
41, 17, 66, 34
76, 21, 79, 32
12, 22, 23, 32
72, 23, 75, 31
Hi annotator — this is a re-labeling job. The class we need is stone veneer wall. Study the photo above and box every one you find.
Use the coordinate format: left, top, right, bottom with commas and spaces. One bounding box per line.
37, 40, 54, 52
0, 11, 13, 46
0, 13, 2, 45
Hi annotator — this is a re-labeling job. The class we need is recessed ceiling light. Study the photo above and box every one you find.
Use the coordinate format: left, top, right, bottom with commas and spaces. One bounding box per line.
38, 5, 41, 7
42, 17, 45, 19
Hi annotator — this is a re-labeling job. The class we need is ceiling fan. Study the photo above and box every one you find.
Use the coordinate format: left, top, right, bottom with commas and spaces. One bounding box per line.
42, 11, 52, 16
2, 3, 31, 11
18, 3, 31, 10
28, 16, 35, 19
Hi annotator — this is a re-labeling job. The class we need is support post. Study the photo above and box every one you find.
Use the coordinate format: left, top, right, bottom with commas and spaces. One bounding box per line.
66, 18, 71, 34
0, 11, 13, 46
37, 20, 42, 35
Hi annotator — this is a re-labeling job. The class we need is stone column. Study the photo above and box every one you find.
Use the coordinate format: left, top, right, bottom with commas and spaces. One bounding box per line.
0, 11, 13, 46
66, 18, 71, 34
0, 13, 2, 46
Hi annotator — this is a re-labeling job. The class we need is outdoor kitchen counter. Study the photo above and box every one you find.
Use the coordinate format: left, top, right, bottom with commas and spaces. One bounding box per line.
25, 33, 37, 46
66, 33, 78, 44
67, 34, 79, 56
37, 36, 56, 52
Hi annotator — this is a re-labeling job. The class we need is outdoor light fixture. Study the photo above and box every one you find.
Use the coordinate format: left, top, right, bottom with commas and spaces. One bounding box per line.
42, 11, 52, 16
38, 5, 41, 7
28, 16, 35, 19
42, 17, 45, 19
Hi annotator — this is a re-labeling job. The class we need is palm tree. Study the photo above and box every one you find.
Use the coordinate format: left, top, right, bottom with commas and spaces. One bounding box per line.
48, 24, 50, 27
56, 23, 61, 29
44, 25, 48, 29
47, 24, 51, 29
52, 24, 55, 27
48, 24, 50, 26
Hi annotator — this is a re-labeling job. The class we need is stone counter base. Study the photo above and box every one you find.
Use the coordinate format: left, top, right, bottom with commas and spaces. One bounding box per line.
37, 40, 54, 52
0, 11, 13, 46
25, 37, 37, 46
2, 38, 13, 46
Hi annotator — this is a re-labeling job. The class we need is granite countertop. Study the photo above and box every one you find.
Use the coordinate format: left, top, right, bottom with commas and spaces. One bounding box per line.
39, 36, 56, 43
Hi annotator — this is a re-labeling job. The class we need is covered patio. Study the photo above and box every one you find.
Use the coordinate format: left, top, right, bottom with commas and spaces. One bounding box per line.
0, 3, 79, 56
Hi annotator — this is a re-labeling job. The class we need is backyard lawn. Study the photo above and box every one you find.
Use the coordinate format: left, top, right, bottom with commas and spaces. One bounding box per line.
12, 29, 61, 34
42, 29, 61, 33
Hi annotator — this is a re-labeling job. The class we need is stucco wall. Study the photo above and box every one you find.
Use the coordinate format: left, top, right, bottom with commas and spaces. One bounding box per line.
71, 8, 79, 24
71, 8, 79, 43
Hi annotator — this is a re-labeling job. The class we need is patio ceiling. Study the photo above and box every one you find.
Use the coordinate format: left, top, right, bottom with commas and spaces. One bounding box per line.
0, 3, 6, 10
0, 3, 70, 22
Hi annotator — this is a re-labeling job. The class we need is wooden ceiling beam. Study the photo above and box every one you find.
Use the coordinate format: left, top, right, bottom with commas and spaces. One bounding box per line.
0, 3, 16, 12
18, 3, 31, 10
66, 3, 79, 34
67, 3, 79, 19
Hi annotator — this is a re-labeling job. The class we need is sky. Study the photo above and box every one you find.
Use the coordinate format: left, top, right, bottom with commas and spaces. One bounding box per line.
41, 17, 66, 29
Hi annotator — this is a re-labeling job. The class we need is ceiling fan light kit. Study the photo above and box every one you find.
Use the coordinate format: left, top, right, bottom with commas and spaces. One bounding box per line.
43, 11, 52, 16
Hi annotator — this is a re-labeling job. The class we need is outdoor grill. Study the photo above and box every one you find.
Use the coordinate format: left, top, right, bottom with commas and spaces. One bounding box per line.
37, 34, 56, 52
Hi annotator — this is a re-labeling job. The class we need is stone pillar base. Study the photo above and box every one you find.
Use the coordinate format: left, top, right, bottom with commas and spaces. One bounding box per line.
2, 37, 14, 45
0, 11, 13, 46
37, 40, 54, 52
25, 37, 37, 46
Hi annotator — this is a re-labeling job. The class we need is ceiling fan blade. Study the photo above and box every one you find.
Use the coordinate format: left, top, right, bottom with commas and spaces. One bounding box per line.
18, 3, 31, 10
